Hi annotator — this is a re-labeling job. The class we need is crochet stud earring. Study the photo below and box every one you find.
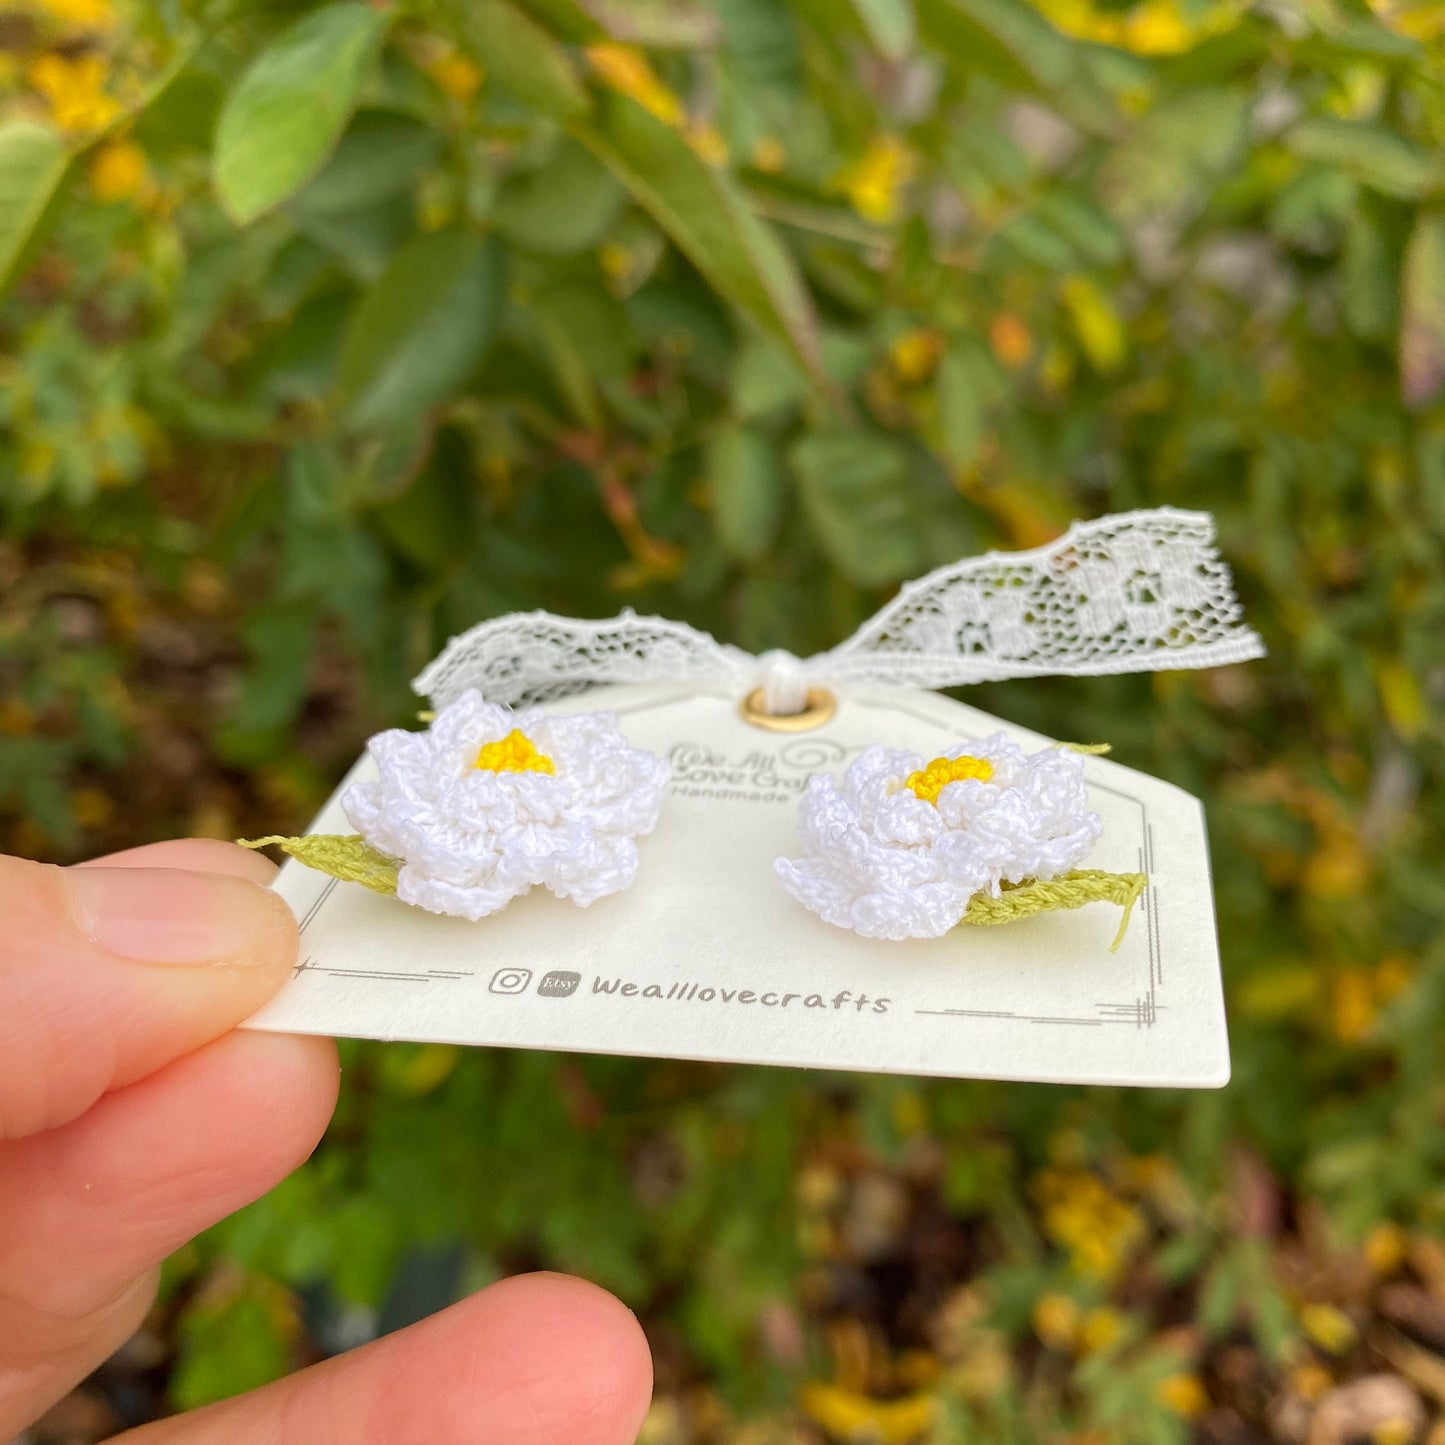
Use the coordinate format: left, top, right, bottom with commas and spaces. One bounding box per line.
775, 733, 1145, 948
243, 689, 671, 921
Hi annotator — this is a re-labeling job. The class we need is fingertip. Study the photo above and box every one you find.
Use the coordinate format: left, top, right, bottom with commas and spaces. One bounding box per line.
80, 839, 281, 884
61, 865, 299, 977
468, 1273, 654, 1443
212, 1030, 341, 1161
118, 1267, 653, 1445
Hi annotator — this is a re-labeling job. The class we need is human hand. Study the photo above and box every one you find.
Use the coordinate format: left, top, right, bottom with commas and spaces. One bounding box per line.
1, 840, 653, 1443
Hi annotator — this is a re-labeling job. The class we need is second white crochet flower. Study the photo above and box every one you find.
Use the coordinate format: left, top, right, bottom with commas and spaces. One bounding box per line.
775, 733, 1103, 941
341, 689, 670, 921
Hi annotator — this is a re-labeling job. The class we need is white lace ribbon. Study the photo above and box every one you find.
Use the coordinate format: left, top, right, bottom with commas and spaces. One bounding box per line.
414, 508, 1265, 714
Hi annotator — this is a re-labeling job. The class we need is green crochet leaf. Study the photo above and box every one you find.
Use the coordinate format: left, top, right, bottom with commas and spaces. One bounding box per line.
961, 869, 1147, 951
239, 834, 400, 895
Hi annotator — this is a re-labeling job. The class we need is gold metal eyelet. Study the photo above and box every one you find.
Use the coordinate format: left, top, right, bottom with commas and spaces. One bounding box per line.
738, 686, 837, 733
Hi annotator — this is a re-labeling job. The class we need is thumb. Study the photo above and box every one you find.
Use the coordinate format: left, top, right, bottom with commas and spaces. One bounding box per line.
0, 853, 297, 1140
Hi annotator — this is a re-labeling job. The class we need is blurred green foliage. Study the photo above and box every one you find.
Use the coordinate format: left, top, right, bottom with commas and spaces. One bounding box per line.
2, 0, 1444, 1437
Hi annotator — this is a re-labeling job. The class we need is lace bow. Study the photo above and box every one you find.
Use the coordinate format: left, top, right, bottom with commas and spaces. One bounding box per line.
414, 508, 1264, 715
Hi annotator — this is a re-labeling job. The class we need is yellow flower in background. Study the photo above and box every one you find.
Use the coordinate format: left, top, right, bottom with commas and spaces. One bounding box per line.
1330, 970, 1376, 1043
1034, 1168, 1146, 1281
686, 122, 728, 167
33, 0, 115, 29
1032, 1292, 1080, 1350
89, 137, 146, 201
379, 1042, 459, 1096
1301, 1302, 1357, 1355
67, 785, 111, 829
599, 241, 632, 284
1156, 1373, 1208, 1418
1040, 342, 1075, 396
890, 1087, 927, 1137
989, 312, 1034, 369
19, 437, 59, 489
1364, 1222, 1407, 1275
1290, 1363, 1333, 1402
1118, 0, 1194, 54
800, 1382, 937, 1443
1373, 1420, 1416, 1445
428, 51, 483, 103
1369, 0, 1445, 41
1301, 829, 1370, 899
1078, 1305, 1126, 1355
1037, 0, 1228, 55
1061, 276, 1127, 373
1328, 65, 1386, 121
1375, 659, 1424, 740
0, 698, 35, 737
586, 43, 684, 127
840, 136, 914, 223
29, 52, 120, 133
752, 136, 786, 173
1375, 955, 1413, 1001
889, 327, 943, 386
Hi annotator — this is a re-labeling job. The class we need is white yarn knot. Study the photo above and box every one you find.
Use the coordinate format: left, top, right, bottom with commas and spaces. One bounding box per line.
754, 650, 810, 715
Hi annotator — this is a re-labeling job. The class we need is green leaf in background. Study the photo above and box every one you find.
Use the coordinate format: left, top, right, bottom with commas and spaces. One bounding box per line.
339, 229, 506, 429
1342, 206, 1398, 344
134, 69, 223, 159
791, 431, 919, 584
577, 90, 825, 389
511, 0, 607, 44
848, 0, 916, 59
291, 109, 443, 217
1034, 190, 1125, 269
530, 278, 636, 425
492, 139, 625, 254
214, 2, 391, 225
371, 436, 479, 568
170, 1276, 294, 1410
294, 195, 413, 282
1287, 118, 1435, 202
0, 121, 72, 299
247, 290, 353, 403
731, 336, 809, 421
1101, 88, 1250, 224
934, 344, 985, 470
714, 0, 803, 88
459, 0, 590, 119
917, 0, 1074, 91
284, 109, 441, 281
708, 426, 783, 561
956, 0, 1073, 84
1401, 211, 1445, 410
589, 0, 719, 47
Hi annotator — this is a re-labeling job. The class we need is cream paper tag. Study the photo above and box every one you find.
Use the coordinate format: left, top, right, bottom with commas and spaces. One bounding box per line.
243, 683, 1230, 1088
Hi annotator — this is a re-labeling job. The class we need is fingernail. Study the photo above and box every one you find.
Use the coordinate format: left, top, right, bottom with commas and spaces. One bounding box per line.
65, 866, 291, 965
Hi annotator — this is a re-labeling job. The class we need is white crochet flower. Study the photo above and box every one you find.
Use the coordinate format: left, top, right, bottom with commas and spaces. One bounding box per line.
342, 689, 670, 921
775, 732, 1102, 941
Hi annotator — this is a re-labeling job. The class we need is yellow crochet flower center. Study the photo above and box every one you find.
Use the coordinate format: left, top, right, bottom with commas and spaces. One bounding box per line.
474, 729, 554, 775
904, 754, 994, 804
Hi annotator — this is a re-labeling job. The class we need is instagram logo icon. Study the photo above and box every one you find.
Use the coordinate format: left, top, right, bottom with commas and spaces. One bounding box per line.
488, 967, 533, 995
